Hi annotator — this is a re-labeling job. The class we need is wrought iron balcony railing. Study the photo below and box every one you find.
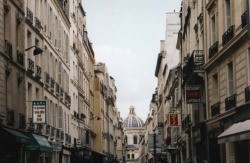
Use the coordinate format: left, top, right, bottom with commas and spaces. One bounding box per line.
5, 40, 12, 59
26, 7, 33, 23
222, 25, 234, 46
35, 65, 42, 80
225, 94, 237, 111
211, 102, 220, 117
241, 11, 247, 28
45, 72, 50, 85
27, 59, 35, 74
17, 50, 24, 66
245, 86, 250, 102
34, 17, 41, 30
209, 41, 218, 59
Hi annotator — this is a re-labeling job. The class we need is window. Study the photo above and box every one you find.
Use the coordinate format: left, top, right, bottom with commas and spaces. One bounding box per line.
227, 62, 234, 96
211, 15, 216, 44
132, 154, 134, 159
133, 135, 137, 144
127, 154, 130, 159
212, 73, 219, 102
225, 0, 231, 29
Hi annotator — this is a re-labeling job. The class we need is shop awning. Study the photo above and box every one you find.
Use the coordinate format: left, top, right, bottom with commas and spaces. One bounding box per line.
26, 133, 52, 152
0, 127, 30, 144
218, 119, 250, 144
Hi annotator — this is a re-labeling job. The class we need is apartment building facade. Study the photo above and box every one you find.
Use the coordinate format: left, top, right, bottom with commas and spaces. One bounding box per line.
93, 62, 121, 163
204, 0, 249, 162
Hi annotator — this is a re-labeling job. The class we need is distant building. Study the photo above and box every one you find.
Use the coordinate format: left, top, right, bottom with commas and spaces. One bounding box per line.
123, 106, 145, 163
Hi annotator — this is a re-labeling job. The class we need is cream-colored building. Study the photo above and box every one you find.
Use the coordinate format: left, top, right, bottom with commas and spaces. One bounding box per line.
204, 0, 249, 163
93, 62, 121, 162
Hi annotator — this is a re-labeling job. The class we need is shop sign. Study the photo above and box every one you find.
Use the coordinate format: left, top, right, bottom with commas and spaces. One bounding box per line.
32, 101, 46, 124
186, 85, 202, 103
194, 53, 204, 70
169, 113, 180, 127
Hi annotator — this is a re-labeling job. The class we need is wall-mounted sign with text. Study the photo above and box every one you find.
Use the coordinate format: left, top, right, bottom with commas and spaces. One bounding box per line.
169, 113, 180, 127
186, 85, 202, 103
32, 101, 46, 124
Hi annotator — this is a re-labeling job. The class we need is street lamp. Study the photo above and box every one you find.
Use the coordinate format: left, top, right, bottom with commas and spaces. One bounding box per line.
25, 46, 43, 55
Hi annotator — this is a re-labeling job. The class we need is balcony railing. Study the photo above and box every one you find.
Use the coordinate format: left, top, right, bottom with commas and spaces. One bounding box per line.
26, 7, 33, 23
50, 78, 55, 91
17, 50, 24, 66
245, 86, 250, 102
45, 72, 50, 85
211, 102, 220, 117
209, 41, 218, 59
27, 59, 35, 74
225, 94, 237, 111
222, 25, 234, 46
241, 11, 247, 28
35, 65, 42, 80
5, 40, 12, 59
34, 17, 41, 30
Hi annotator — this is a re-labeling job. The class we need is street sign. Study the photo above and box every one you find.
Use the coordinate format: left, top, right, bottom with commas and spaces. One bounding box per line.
32, 101, 46, 124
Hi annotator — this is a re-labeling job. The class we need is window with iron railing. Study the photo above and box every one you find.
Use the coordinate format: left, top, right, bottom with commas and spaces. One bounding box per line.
225, 94, 236, 111
26, 7, 33, 23
27, 59, 35, 74
34, 17, 41, 30
5, 40, 12, 59
17, 50, 24, 66
241, 11, 247, 28
209, 41, 218, 59
36, 65, 42, 79
211, 102, 220, 117
222, 25, 234, 46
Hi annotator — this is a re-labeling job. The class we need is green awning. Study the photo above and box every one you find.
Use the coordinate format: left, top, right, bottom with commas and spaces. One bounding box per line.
0, 127, 30, 144
26, 133, 52, 153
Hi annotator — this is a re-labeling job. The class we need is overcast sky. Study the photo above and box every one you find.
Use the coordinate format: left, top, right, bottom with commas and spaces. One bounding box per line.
83, 0, 182, 121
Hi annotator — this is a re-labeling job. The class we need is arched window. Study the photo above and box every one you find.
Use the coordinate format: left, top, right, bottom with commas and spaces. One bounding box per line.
133, 135, 137, 144
132, 154, 134, 159
127, 154, 130, 159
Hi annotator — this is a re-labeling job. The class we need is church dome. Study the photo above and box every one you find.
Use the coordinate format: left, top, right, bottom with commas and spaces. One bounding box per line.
123, 106, 144, 128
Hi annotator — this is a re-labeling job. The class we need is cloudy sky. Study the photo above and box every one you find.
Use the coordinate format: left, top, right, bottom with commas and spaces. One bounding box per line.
83, 0, 181, 121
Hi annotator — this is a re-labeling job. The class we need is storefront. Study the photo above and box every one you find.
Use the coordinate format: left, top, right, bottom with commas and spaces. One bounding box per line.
26, 133, 53, 163
0, 127, 29, 163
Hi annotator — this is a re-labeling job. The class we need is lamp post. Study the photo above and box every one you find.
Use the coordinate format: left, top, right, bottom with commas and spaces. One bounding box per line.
25, 46, 43, 55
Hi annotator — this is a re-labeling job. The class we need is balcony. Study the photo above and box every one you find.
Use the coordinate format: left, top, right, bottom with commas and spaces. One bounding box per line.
56, 83, 60, 95
35, 65, 42, 80
211, 102, 220, 117
209, 41, 218, 59
245, 86, 250, 102
26, 7, 33, 24
225, 94, 237, 111
5, 40, 12, 59
27, 59, 35, 74
50, 78, 55, 91
61, 132, 64, 141
45, 72, 50, 86
17, 50, 24, 66
34, 17, 41, 31
241, 11, 247, 28
7, 109, 14, 127
222, 25, 234, 46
